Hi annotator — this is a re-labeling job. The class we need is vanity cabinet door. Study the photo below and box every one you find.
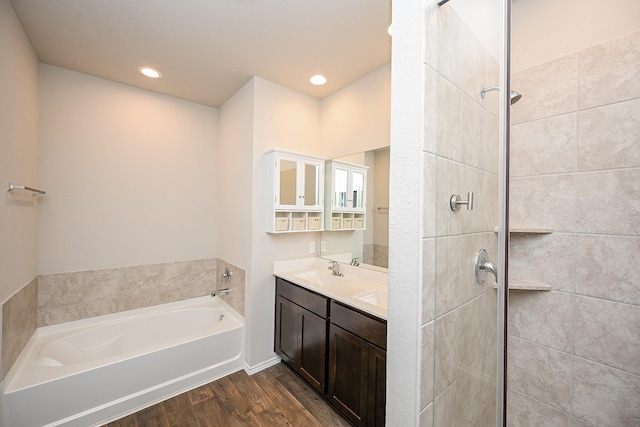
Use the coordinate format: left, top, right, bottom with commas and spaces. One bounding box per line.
367, 345, 387, 427
327, 301, 387, 427
275, 278, 328, 394
327, 324, 369, 427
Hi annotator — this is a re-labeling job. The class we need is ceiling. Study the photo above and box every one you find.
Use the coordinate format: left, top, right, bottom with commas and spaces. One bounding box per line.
11, 0, 392, 108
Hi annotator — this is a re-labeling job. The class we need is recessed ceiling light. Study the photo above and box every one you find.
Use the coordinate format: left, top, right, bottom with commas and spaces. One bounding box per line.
387, 23, 392, 36
138, 67, 162, 79
310, 75, 327, 86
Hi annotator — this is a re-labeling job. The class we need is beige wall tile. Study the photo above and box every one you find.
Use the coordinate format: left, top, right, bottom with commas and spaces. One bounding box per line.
158, 261, 191, 291
423, 2, 439, 71
422, 153, 437, 238
434, 378, 458, 426
508, 337, 572, 412
575, 235, 640, 305
576, 168, 640, 235
483, 111, 499, 175
435, 236, 460, 317
2, 277, 37, 379
215, 259, 245, 316
572, 357, 640, 427
438, 6, 463, 87
455, 355, 496, 426
438, 78, 462, 162
422, 238, 436, 324
461, 23, 488, 105
458, 296, 484, 370
421, 321, 435, 409
511, 113, 577, 177
578, 98, 640, 171
507, 389, 572, 427
424, 66, 438, 154
419, 402, 434, 427
509, 291, 573, 352
579, 31, 640, 109
574, 296, 640, 375
122, 263, 160, 299
510, 174, 576, 232
38, 271, 84, 308
512, 53, 579, 124
83, 268, 125, 300
461, 92, 484, 170
510, 233, 576, 292
434, 310, 460, 395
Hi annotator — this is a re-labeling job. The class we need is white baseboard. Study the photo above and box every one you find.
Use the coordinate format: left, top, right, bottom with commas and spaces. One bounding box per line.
243, 355, 282, 375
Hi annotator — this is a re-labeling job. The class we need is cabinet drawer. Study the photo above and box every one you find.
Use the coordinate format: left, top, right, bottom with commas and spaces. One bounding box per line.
276, 277, 328, 318
330, 301, 387, 350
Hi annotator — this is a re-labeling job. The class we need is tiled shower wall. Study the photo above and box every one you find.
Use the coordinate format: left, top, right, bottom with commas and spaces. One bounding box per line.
1, 258, 245, 378
420, 3, 500, 425
508, 30, 640, 426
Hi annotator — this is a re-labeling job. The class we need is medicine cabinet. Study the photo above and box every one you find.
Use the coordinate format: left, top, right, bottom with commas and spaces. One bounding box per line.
324, 160, 368, 231
265, 149, 325, 233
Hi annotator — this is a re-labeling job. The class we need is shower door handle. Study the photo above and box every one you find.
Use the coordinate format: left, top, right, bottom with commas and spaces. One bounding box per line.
475, 249, 497, 284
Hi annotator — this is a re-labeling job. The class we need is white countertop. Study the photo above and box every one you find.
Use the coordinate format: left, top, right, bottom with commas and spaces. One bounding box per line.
273, 257, 388, 320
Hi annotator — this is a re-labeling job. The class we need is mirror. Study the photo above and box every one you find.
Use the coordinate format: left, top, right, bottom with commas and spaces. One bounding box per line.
279, 159, 298, 205
304, 163, 320, 206
321, 147, 389, 270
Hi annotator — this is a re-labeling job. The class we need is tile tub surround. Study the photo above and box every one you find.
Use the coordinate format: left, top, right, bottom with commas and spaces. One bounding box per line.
215, 259, 246, 316
37, 258, 246, 326
508, 30, 640, 427
1, 277, 37, 379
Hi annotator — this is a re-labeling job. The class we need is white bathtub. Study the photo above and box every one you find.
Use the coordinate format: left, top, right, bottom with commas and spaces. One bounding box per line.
1, 296, 245, 427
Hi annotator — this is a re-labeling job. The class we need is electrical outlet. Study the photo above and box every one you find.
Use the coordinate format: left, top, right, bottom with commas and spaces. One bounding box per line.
309, 241, 315, 254
321, 241, 326, 252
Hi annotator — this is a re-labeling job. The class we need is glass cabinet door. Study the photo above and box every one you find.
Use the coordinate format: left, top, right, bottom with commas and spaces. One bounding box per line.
278, 158, 298, 207
333, 168, 349, 208
304, 162, 321, 207
351, 171, 365, 209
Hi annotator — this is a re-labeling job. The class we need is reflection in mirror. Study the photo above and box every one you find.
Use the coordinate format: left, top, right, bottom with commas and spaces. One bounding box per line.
279, 160, 297, 205
304, 163, 320, 206
321, 147, 389, 270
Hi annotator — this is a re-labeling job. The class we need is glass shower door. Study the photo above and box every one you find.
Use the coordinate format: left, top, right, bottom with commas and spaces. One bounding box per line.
427, 0, 508, 425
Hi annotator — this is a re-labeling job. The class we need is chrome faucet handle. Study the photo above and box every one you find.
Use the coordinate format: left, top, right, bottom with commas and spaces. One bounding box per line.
475, 249, 497, 284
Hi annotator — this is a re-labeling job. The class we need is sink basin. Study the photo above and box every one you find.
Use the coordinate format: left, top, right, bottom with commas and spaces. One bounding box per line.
353, 290, 388, 309
294, 270, 351, 288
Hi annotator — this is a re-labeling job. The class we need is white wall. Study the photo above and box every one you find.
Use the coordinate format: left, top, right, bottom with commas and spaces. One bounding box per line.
217, 79, 255, 272
0, 0, 40, 304
37, 65, 218, 274
321, 64, 391, 159
247, 77, 322, 367
512, 0, 640, 71
387, 0, 425, 424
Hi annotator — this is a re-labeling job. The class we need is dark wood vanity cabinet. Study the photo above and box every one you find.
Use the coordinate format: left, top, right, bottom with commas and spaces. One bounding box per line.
274, 278, 387, 427
275, 277, 328, 393
327, 301, 387, 427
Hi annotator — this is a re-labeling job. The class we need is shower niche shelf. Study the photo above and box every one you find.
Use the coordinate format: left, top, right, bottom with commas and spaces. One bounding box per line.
494, 226, 553, 234
494, 279, 551, 291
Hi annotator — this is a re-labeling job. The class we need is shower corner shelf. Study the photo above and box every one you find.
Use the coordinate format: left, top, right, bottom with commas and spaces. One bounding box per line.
494, 278, 551, 291
494, 226, 553, 234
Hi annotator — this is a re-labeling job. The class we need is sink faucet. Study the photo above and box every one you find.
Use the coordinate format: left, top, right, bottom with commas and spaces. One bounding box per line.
328, 260, 344, 277
350, 257, 360, 266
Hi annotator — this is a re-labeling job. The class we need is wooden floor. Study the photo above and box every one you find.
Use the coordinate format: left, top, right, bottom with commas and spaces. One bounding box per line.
104, 362, 351, 427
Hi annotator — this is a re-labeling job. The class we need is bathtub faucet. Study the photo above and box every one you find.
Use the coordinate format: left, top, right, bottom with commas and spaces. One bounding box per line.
211, 288, 232, 297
